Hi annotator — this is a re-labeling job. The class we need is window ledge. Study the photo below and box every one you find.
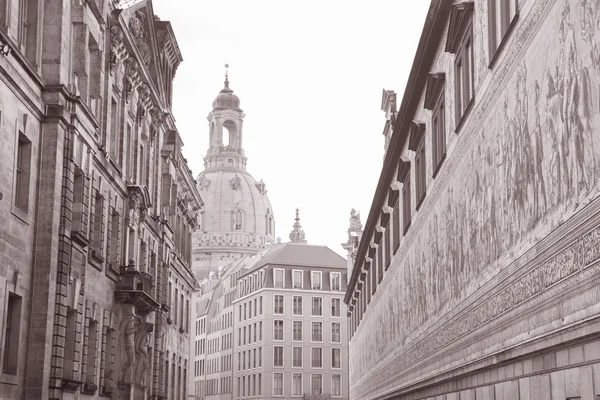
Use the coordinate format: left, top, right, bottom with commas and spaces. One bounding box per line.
0, 373, 18, 385
488, 13, 520, 69
454, 97, 475, 135
11, 205, 30, 225
89, 251, 105, 270
432, 152, 448, 179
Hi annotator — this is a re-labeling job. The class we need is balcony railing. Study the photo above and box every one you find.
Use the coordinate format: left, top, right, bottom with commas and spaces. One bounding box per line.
115, 270, 159, 313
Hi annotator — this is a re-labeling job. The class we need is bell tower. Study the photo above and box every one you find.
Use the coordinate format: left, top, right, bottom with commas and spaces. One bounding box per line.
204, 66, 247, 171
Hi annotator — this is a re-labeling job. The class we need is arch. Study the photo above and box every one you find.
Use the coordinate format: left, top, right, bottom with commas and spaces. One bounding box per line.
223, 120, 237, 148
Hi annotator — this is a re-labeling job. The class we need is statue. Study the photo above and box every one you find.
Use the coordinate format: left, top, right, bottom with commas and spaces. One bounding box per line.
119, 315, 141, 383
349, 208, 362, 230
134, 321, 154, 386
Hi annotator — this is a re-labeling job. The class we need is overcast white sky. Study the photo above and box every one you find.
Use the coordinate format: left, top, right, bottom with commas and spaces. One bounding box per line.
152, 1, 431, 257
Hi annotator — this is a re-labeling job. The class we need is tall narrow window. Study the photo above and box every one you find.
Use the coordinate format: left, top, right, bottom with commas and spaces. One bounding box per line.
233, 209, 243, 231
274, 295, 284, 314
274, 269, 284, 288
399, 161, 411, 234
311, 322, 322, 342
311, 374, 323, 394
14, 133, 32, 213
331, 322, 341, 343
311, 271, 322, 290
91, 192, 105, 260
330, 272, 341, 291
311, 348, 322, 368
311, 297, 322, 316
86, 320, 98, 386
488, 0, 518, 63
2, 293, 22, 374
292, 373, 302, 395
414, 139, 426, 208
110, 99, 119, 163
331, 348, 341, 369
273, 346, 284, 367
331, 298, 341, 317
273, 320, 284, 341
109, 208, 121, 270
293, 296, 302, 315
292, 270, 303, 289
273, 372, 283, 396
293, 321, 302, 341
332, 374, 342, 397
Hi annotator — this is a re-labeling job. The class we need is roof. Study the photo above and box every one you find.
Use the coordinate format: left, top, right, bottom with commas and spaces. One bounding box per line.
240, 243, 346, 278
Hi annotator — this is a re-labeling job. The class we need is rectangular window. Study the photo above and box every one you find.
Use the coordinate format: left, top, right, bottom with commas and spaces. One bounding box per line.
488, 0, 518, 63
332, 374, 342, 397
86, 320, 98, 385
274, 268, 284, 288
433, 88, 447, 170
293, 321, 302, 341
259, 321, 263, 341
2, 293, 22, 374
402, 172, 411, 233
273, 346, 284, 367
273, 372, 283, 396
415, 140, 426, 208
377, 243, 384, 283
274, 320, 284, 341
311, 374, 323, 395
311, 321, 322, 342
331, 322, 341, 343
384, 221, 391, 270
14, 132, 32, 213
331, 298, 341, 317
292, 373, 302, 396
392, 197, 400, 252
293, 347, 302, 368
292, 270, 303, 289
311, 348, 322, 368
259, 346, 262, 367
331, 272, 341, 291
454, 15, 474, 131
311, 271, 322, 290
292, 296, 302, 315
274, 294, 284, 314
332, 348, 341, 369
91, 192, 105, 259
260, 296, 263, 315
311, 297, 322, 316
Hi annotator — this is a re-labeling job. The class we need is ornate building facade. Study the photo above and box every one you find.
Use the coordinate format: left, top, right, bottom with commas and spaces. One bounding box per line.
0, 0, 201, 399
192, 75, 276, 282
346, 0, 600, 399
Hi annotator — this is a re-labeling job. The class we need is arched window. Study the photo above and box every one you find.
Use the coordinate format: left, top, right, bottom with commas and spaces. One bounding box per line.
233, 210, 243, 231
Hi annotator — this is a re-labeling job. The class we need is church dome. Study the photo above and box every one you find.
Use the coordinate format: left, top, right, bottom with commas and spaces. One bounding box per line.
195, 169, 275, 252
212, 79, 240, 110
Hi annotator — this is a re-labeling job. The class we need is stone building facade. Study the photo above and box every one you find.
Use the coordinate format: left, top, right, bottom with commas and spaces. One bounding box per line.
190, 215, 350, 400
345, 0, 600, 399
0, 0, 201, 399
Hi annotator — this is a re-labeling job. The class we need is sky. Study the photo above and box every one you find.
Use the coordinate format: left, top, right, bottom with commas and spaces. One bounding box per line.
151, 0, 431, 257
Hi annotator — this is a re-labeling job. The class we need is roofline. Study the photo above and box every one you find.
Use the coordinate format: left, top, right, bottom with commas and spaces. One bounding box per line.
344, 0, 452, 304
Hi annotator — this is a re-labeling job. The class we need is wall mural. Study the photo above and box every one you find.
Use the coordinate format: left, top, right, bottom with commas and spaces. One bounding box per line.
351, 0, 600, 387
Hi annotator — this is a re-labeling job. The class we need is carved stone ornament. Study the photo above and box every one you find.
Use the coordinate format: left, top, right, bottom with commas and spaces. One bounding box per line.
149, 108, 162, 141
133, 321, 154, 386
255, 179, 267, 195
127, 186, 150, 229
138, 84, 151, 110
349, 208, 363, 230
118, 315, 140, 384
125, 57, 138, 103
198, 175, 210, 191
128, 10, 151, 65
230, 174, 242, 190
110, 25, 124, 76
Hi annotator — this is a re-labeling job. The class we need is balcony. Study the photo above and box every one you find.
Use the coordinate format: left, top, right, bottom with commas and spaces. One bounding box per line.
114, 269, 159, 313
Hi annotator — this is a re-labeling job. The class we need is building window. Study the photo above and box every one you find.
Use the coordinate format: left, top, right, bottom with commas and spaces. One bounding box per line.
311, 322, 322, 342
330, 272, 341, 291
259, 321, 263, 341
331, 298, 341, 317
292, 373, 302, 396
311, 374, 323, 394
273, 372, 283, 396
402, 167, 411, 233
233, 209, 243, 231
2, 293, 22, 374
384, 221, 391, 270
91, 192, 105, 260
293, 321, 302, 341
332, 348, 341, 369
311, 297, 322, 316
274, 294, 284, 314
488, 0, 518, 63
414, 136, 426, 208
331, 322, 341, 343
273, 346, 284, 367
292, 296, 302, 315
14, 132, 32, 214
332, 374, 342, 397
85, 320, 98, 386
311, 348, 322, 368
292, 270, 303, 289
292, 347, 302, 368
274, 320, 284, 341
392, 197, 400, 252
311, 271, 322, 290
274, 269, 284, 288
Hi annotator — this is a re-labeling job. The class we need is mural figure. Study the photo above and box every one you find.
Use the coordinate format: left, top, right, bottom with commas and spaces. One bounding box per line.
532, 80, 548, 220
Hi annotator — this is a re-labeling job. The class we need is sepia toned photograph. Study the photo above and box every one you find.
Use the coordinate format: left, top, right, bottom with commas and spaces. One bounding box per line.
0, 0, 599, 399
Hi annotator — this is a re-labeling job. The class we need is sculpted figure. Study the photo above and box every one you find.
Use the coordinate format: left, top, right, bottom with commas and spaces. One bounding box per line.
134, 321, 154, 386
119, 315, 141, 383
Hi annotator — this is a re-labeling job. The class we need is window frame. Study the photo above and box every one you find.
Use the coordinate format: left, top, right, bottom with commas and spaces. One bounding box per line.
331, 374, 342, 397
310, 347, 323, 369
292, 295, 303, 316
292, 320, 303, 342
273, 294, 284, 315
331, 347, 342, 369
273, 320, 284, 341
292, 372, 303, 397
273, 268, 285, 289
311, 271, 322, 290
331, 297, 341, 318
273, 346, 284, 368
331, 322, 341, 343
272, 372, 284, 397
330, 272, 341, 291
488, 0, 519, 67
292, 269, 303, 289
311, 321, 323, 343
311, 296, 323, 317
292, 346, 303, 368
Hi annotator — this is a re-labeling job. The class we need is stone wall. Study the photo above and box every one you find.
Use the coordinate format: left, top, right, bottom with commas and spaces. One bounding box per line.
349, 0, 600, 398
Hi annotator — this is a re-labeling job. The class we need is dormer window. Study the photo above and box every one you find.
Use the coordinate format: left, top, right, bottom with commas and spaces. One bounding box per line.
311, 271, 322, 290
446, 2, 474, 132
408, 122, 426, 209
